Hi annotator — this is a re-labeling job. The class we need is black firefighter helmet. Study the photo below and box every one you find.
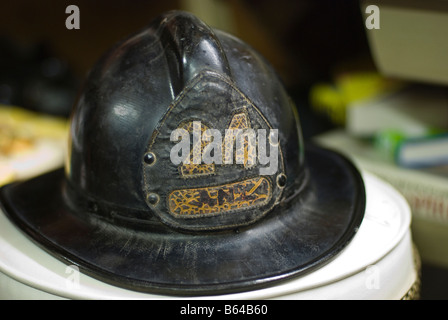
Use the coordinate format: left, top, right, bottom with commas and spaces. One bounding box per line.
0, 11, 365, 295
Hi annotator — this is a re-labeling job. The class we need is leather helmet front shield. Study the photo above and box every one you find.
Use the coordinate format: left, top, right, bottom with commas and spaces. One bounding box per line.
143, 71, 286, 231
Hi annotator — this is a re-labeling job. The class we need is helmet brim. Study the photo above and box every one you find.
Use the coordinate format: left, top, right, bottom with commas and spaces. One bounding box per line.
0, 143, 365, 296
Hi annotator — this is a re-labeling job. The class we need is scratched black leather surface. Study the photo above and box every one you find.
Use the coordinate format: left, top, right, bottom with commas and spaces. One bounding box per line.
0, 11, 365, 295
1, 145, 365, 295
66, 11, 302, 220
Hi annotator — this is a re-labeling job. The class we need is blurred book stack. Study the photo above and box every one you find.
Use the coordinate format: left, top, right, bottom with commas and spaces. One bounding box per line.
311, 74, 448, 269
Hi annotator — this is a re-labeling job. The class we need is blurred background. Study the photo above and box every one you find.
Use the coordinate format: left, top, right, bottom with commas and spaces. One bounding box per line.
0, 0, 371, 125
0, 0, 447, 299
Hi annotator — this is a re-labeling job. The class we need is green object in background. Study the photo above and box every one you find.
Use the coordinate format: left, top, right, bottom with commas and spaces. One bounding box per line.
374, 128, 447, 167
309, 72, 403, 126
374, 129, 407, 160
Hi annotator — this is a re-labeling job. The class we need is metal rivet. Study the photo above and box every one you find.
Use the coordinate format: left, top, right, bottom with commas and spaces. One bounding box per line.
144, 152, 156, 165
147, 193, 159, 205
277, 174, 287, 188
269, 130, 279, 146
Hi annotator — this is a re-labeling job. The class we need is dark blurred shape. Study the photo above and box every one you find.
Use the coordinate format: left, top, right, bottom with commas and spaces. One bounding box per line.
0, 37, 79, 117
421, 264, 448, 300
236, 0, 372, 140
241, 0, 371, 87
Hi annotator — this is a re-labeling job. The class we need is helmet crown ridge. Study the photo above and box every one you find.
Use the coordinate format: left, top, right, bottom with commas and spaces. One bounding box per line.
157, 11, 232, 94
